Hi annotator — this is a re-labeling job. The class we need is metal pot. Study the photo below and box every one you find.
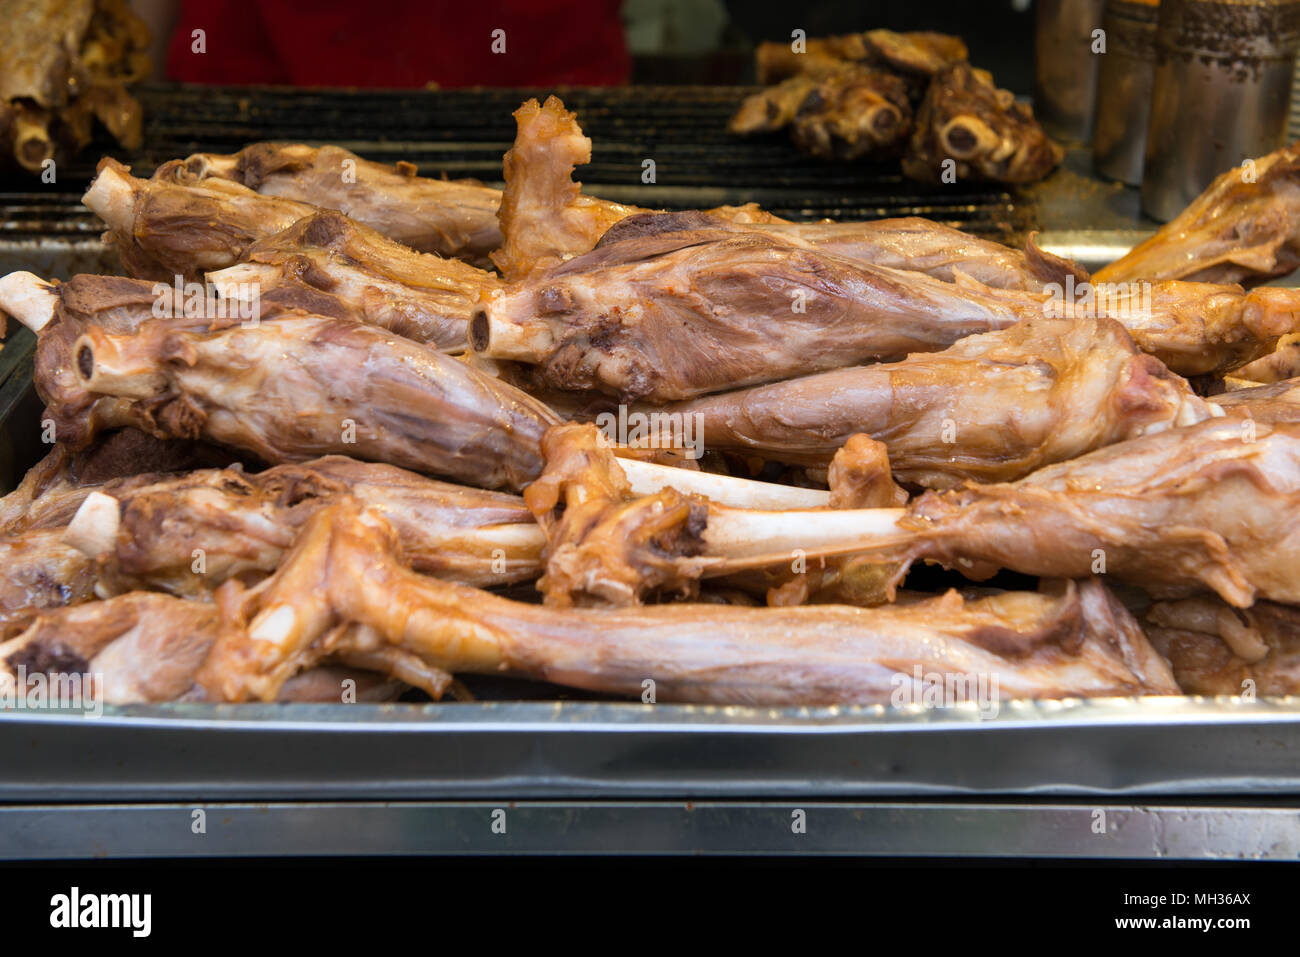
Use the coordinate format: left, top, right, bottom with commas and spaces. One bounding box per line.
1141, 0, 1300, 221
1092, 0, 1161, 184
1035, 0, 1109, 143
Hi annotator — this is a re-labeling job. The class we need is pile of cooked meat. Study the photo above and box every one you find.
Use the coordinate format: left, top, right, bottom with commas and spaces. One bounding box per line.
0, 0, 149, 175
730, 29, 1062, 184
4, 93, 1300, 707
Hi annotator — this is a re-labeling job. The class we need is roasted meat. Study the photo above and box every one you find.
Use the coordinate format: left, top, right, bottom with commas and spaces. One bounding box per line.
191, 498, 1177, 704
754, 30, 967, 85
206, 210, 499, 351
1097, 141, 1300, 287
902, 63, 1062, 185
0, 592, 411, 703
178, 142, 505, 268
861, 29, 970, 79
62, 456, 545, 597
598, 211, 1086, 292
523, 424, 715, 607
472, 228, 1047, 401
657, 314, 1211, 485
728, 75, 820, 135
1144, 598, 1300, 695
0, 0, 148, 173
83, 158, 317, 282
492, 96, 783, 281
788, 66, 913, 161
474, 221, 1299, 399
894, 417, 1300, 608
15, 284, 560, 489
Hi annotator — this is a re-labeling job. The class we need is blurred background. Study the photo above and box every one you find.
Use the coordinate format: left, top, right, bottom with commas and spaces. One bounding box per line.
130, 0, 1036, 92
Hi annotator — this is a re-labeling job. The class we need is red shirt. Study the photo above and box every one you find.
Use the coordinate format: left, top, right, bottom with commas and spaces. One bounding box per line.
168, 0, 629, 87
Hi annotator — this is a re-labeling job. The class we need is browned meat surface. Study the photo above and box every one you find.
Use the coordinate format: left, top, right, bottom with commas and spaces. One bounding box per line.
64, 456, 543, 597
193, 499, 1178, 704
83, 158, 317, 282
180, 142, 505, 268
0, 530, 96, 641
902, 63, 1062, 185
0, 592, 412, 703
1214, 377, 1300, 423
207, 210, 500, 351
754, 30, 967, 84
1, 592, 218, 702
492, 96, 784, 282
472, 228, 1047, 401
789, 67, 912, 161
492, 96, 646, 281
662, 314, 1210, 485
523, 424, 714, 607
827, 436, 908, 510
1231, 335, 1300, 385
728, 76, 820, 134
41, 309, 561, 490
1144, 598, 1300, 695
1098, 281, 1300, 376
861, 30, 970, 78
598, 212, 1087, 292
0, 0, 147, 173
1097, 141, 1300, 287
900, 417, 1300, 607
755, 33, 872, 84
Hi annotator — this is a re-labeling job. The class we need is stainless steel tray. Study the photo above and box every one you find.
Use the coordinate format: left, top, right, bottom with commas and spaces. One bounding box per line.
7, 800, 1300, 860
3, 696, 1300, 802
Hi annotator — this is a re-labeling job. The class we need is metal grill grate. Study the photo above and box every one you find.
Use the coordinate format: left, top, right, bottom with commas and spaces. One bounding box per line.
0, 84, 1035, 246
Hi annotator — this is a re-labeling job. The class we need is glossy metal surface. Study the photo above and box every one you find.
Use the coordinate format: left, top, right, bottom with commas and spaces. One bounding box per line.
1142, 0, 1300, 220
1035, 0, 1108, 142
2, 801, 1298, 860
1092, 0, 1161, 184
4, 696, 1300, 802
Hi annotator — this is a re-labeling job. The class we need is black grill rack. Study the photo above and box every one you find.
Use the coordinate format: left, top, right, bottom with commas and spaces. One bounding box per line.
0, 83, 1036, 244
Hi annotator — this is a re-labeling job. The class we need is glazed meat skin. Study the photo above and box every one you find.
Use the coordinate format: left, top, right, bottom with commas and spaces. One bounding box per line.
180, 142, 505, 268
473, 229, 1046, 401
1097, 141, 1300, 287
661, 314, 1210, 485
193, 499, 1178, 704
42, 311, 560, 490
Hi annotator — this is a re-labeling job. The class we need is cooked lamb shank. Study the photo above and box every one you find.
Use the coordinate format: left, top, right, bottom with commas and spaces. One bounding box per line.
656, 314, 1211, 485
83, 157, 318, 281
2, 274, 560, 490
1097, 141, 1300, 287
492, 96, 783, 281
192, 498, 1178, 704
598, 211, 1086, 292
62, 456, 545, 597
894, 417, 1300, 608
0, 0, 148, 173
902, 63, 1062, 185
472, 228, 1048, 401
177, 142, 505, 268
788, 66, 913, 161
206, 210, 499, 351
